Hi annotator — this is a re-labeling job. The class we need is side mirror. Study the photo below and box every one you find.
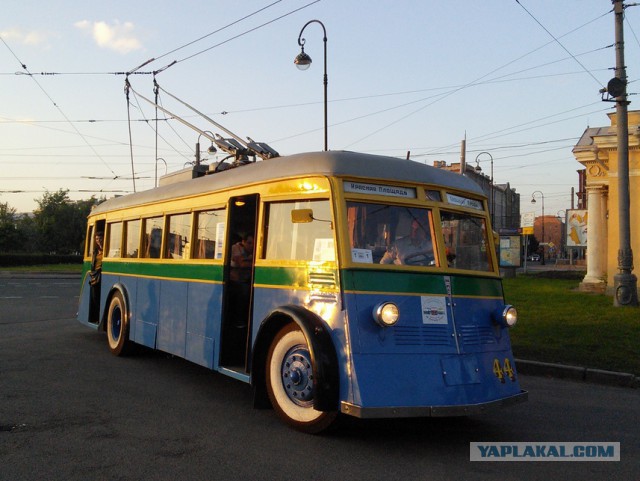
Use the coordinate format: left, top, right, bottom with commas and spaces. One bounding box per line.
291, 209, 314, 223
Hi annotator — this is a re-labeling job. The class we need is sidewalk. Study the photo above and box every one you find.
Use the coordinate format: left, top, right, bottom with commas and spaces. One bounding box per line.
0, 270, 81, 279
516, 359, 639, 389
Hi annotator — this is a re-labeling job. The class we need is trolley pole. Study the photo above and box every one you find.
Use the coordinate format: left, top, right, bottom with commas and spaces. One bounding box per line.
612, 0, 638, 306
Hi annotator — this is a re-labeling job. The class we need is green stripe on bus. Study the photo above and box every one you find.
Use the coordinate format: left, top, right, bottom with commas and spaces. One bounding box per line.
101, 261, 224, 282
254, 266, 298, 286
253, 266, 338, 287
341, 269, 503, 298
92, 261, 501, 298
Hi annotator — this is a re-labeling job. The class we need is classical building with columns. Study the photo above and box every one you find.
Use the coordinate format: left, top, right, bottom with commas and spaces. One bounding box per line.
573, 110, 640, 294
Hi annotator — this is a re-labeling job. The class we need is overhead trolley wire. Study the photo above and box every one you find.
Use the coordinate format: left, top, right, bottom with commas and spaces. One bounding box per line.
152, 0, 284, 64
145, 0, 320, 74
341, 7, 613, 150
514, 0, 607, 89
0, 34, 119, 179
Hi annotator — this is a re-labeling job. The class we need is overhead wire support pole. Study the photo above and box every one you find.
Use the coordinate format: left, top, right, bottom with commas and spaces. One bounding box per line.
611, 0, 638, 306
154, 77, 160, 188
124, 76, 137, 193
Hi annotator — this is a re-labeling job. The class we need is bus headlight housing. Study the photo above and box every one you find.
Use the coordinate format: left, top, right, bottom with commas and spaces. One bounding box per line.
495, 305, 518, 328
373, 302, 399, 327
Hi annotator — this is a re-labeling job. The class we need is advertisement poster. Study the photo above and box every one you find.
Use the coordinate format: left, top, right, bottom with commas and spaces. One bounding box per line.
566, 210, 587, 247
499, 235, 521, 267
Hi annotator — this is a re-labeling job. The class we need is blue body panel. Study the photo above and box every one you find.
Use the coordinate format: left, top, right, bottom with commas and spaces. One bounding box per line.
78, 274, 221, 370
79, 272, 521, 412
340, 282, 522, 409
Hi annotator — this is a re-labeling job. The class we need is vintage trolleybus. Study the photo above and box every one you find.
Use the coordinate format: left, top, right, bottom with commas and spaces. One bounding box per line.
78, 150, 527, 432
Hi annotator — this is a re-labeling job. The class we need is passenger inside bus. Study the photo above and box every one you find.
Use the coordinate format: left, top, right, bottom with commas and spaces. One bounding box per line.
380, 218, 434, 266
230, 233, 254, 282
89, 229, 104, 322
228, 232, 254, 328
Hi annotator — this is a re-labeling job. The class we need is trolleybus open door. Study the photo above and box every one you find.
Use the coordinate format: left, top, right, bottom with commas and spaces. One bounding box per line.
220, 194, 258, 373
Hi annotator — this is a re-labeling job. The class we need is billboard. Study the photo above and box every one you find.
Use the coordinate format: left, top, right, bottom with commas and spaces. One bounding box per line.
499, 235, 521, 267
566, 209, 587, 247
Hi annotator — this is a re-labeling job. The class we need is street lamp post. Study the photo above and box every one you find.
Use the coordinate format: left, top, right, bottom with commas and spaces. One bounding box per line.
294, 19, 328, 151
531, 191, 545, 265
557, 210, 566, 261
155, 158, 167, 187
475, 152, 494, 229
195, 130, 217, 166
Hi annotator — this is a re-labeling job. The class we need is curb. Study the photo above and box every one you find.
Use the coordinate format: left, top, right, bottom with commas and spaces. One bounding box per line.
516, 359, 639, 389
0, 271, 81, 279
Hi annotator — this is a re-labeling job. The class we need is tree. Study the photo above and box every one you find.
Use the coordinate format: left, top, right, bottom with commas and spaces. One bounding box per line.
0, 201, 21, 252
33, 190, 99, 254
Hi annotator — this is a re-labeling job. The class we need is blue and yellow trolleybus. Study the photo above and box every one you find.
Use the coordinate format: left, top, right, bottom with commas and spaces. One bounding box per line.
78, 148, 527, 432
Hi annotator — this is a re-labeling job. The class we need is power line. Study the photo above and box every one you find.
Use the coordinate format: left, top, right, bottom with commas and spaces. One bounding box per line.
152, 0, 284, 64
143, 0, 320, 74
0, 35, 119, 178
341, 7, 612, 149
514, 0, 606, 88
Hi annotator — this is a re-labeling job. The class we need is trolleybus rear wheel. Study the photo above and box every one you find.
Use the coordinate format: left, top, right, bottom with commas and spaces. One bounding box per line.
106, 292, 131, 356
266, 324, 337, 433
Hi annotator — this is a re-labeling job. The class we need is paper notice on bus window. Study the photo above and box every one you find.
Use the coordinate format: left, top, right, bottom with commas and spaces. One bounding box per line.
313, 238, 335, 262
421, 296, 448, 324
215, 222, 226, 259
351, 248, 373, 263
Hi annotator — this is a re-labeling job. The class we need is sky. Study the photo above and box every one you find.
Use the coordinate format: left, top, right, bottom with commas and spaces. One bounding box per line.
1, 0, 638, 221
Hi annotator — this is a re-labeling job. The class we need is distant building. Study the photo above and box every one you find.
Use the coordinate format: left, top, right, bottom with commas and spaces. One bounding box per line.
573, 110, 640, 295
432, 161, 520, 232
533, 215, 565, 260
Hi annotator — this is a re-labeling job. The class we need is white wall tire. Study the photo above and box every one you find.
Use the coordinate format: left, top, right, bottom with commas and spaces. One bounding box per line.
266, 324, 337, 433
106, 292, 131, 356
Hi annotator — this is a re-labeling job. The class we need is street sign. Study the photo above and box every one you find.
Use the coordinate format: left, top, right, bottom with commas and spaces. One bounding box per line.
522, 226, 534, 235
521, 212, 535, 228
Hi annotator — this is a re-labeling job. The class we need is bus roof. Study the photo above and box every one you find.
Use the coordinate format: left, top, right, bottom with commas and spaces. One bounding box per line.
91, 150, 484, 214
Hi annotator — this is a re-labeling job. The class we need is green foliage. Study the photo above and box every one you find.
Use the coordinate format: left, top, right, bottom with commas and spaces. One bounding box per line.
0, 191, 102, 255
0, 202, 20, 252
503, 275, 640, 375
33, 189, 98, 254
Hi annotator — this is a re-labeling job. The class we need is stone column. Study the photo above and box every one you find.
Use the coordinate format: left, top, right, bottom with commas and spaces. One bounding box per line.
580, 185, 607, 292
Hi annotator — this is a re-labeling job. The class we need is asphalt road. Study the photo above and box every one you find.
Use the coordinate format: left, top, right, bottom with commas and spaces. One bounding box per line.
0, 277, 637, 481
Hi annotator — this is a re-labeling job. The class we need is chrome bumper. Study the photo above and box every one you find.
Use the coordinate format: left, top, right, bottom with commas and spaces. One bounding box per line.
340, 390, 528, 419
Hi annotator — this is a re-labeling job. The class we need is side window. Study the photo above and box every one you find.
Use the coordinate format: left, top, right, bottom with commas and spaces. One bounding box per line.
264, 200, 334, 261
142, 217, 164, 259
124, 219, 141, 258
194, 209, 227, 260
166, 213, 192, 259
440, 211, 491, 271
86, 224, 95, 258
106, 222, 122, 258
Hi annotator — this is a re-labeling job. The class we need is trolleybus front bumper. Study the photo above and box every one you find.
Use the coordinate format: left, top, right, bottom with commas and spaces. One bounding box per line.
340, 390, 528, 419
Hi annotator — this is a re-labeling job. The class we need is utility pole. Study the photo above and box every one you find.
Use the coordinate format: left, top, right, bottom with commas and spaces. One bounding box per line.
611, 0, 638, 306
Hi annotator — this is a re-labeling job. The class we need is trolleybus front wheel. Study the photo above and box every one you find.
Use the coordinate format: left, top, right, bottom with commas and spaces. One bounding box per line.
266, 324, 337, 433
106, 291, 132, 356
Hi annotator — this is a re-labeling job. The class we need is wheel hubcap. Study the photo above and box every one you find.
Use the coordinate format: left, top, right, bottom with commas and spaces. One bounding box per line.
111, 307, 121, 340
281, 345, 314, 406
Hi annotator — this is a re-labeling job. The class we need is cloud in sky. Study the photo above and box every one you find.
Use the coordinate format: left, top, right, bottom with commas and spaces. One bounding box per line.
75, 20, 142, 54
0, 27, 55, 48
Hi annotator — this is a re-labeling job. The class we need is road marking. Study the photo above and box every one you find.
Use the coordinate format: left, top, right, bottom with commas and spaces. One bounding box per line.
0, 296, 22, 299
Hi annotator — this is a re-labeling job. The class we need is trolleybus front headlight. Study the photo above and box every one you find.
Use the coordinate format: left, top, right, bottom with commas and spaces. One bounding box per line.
373, 302, 399, 327
495, 305, 518, 328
